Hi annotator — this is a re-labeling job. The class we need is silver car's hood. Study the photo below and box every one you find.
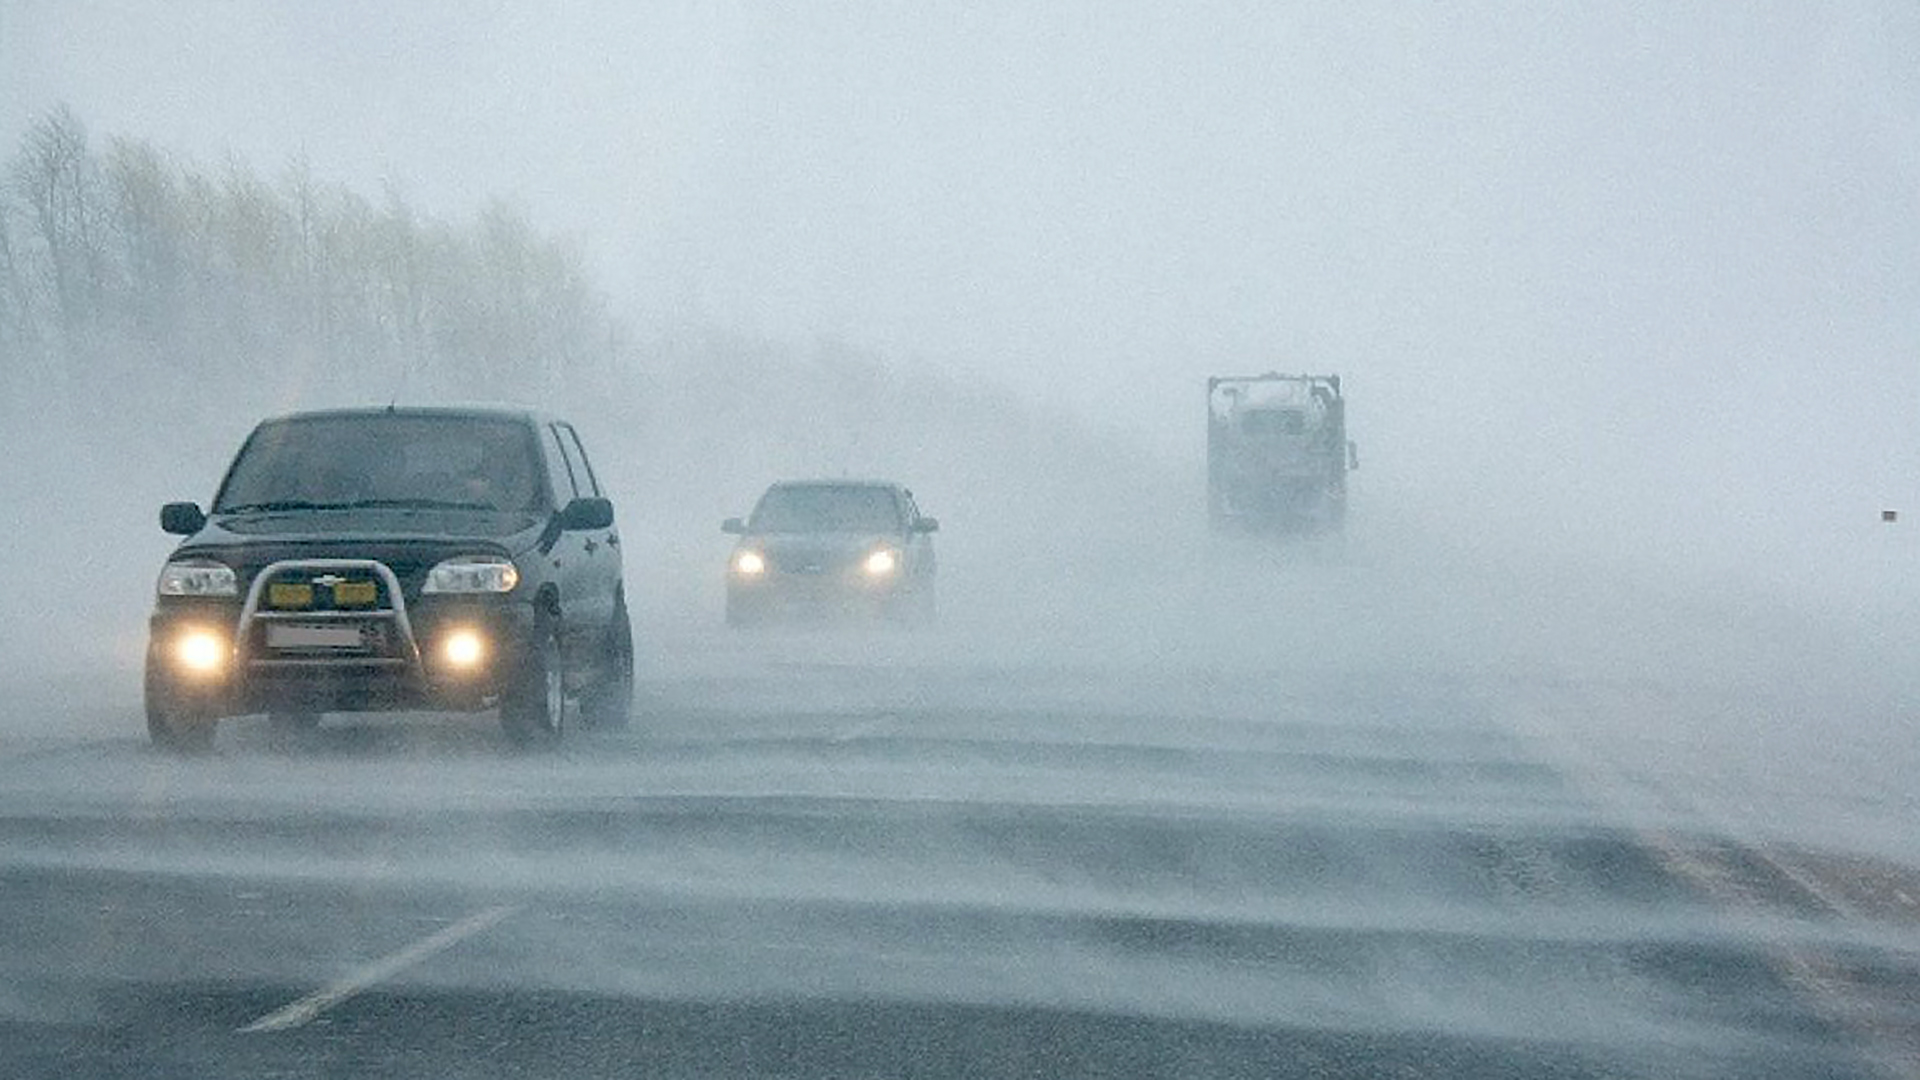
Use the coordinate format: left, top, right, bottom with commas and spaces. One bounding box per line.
741, 532, 895, 572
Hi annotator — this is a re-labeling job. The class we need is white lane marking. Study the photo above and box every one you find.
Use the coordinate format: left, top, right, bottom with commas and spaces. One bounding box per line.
239, 904, 519, 1033
1504, 683, 1920, 1080
831, 715, 896, 743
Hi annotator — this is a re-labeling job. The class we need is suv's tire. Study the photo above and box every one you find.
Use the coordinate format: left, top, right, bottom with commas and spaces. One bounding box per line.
145, 666, 216, 755
580, 593, 634, 731
147, 704, 216, 754
501, 623, 564, 748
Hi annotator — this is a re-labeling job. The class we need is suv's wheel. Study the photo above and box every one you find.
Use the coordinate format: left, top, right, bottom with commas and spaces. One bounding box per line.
147, 702, 216, 754
580, 592, 634, 731
145, 664, 216, 755
501, 623, 564, 748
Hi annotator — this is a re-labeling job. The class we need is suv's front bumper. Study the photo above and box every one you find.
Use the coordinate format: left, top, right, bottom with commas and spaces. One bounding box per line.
146, 558, 537, 717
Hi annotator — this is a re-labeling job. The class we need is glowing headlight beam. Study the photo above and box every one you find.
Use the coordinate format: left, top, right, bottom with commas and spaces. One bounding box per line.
442, 629, 485, 668
733, 550, 766, 576
864, 549, 898, 576
174, 629, 227, 675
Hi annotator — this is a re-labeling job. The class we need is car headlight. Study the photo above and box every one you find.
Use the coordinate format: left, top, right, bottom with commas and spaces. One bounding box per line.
423, 556, 520, 594
864, 548, 899, 576
157, 560, 237, 597
732, 550, 766, 576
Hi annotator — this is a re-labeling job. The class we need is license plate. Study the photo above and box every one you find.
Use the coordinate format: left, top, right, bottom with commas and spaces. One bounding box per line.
331, 581, 378, 606
267, 583, 314, 609
267, 623, 366, 650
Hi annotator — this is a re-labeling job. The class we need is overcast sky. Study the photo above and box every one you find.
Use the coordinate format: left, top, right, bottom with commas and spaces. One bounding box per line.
6, 1, 1919, 567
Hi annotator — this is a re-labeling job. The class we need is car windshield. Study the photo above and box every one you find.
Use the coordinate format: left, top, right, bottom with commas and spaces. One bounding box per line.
750, 486, 900, 533
215, 416, 541, 513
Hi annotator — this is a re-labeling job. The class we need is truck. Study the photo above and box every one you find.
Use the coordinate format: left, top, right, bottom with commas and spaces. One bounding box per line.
1207, 373, 1356, 533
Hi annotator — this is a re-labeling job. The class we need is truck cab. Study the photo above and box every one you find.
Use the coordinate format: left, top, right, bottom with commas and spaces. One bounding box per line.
1207, 373, 1356, 534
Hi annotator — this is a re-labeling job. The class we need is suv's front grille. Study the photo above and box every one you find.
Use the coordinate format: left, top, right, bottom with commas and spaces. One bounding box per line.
257, 567, 393, 612
239, 559, 419, 669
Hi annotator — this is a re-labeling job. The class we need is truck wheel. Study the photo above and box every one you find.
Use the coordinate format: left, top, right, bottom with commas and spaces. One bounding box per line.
1327, 489, 1348, 532
501, 624, 564, 748
580, 593, 634, 731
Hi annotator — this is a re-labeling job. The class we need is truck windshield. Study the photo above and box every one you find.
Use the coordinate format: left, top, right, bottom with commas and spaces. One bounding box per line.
215, 415, 541, 513
751, 486, 900, 533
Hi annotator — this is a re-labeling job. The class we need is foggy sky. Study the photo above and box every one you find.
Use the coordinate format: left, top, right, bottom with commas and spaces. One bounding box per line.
6, 1, 1919, 581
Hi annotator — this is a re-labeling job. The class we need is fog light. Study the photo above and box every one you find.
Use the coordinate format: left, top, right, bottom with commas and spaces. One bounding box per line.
864, 549, 898, 576
733, 550, 766, 576
174, 629, 227, 675
443, 629, 485, 669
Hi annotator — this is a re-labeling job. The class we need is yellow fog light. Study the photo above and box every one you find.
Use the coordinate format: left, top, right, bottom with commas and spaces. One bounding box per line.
174, 629, 227, 675
443, 629, 486, 669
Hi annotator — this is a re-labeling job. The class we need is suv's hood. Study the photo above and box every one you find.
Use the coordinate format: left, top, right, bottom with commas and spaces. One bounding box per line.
172, 511, 548, 600
171, 512, 547, 601
197, 508, 546, 547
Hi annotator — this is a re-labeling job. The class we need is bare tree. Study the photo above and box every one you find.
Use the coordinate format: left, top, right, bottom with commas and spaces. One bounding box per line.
11, 105, 102, 330
9, 103, 111, 414
103, 136, 184, 345
0, 200, 38, 424
4, 104, 627, 426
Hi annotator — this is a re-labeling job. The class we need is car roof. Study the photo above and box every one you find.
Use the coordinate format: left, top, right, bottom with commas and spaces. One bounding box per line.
257, 404, 550, 427
765, 479, 904, 491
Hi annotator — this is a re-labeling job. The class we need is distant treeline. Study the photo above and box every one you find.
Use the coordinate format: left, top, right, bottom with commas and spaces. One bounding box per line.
0, 105, 620, 433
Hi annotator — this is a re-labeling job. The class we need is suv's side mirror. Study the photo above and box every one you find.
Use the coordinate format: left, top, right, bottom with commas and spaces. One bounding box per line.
721, 517, 746, 535
912, 517, 940, 534
559, 496, 614, 531
160, 502, 206, 536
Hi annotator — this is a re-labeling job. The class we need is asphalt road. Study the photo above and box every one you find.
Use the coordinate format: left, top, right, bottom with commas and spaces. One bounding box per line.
2, 601, 1917, 1079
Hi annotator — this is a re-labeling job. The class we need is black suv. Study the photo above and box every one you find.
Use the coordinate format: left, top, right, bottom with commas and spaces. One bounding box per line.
722, 480, 938, 626
145, 406, 632, 751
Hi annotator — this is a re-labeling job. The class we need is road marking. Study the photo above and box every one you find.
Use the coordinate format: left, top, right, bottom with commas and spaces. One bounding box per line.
1505, 681, 1920, 1080
831, 715, 896, 743
239, 904, 519, 1033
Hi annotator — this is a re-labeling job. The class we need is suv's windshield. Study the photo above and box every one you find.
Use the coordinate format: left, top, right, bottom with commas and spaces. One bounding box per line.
750, 485, 900, 533
215, 415, 541, 513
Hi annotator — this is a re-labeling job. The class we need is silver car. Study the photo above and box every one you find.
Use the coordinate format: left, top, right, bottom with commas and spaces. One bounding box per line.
722, 480, 938, 627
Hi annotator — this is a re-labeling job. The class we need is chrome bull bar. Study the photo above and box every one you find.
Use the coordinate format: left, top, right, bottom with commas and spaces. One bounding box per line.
235, 558, 422, 670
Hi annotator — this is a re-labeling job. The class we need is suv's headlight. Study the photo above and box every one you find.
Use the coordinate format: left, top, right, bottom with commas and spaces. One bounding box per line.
157, 560, 237, 597
423, 555, 520, 594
